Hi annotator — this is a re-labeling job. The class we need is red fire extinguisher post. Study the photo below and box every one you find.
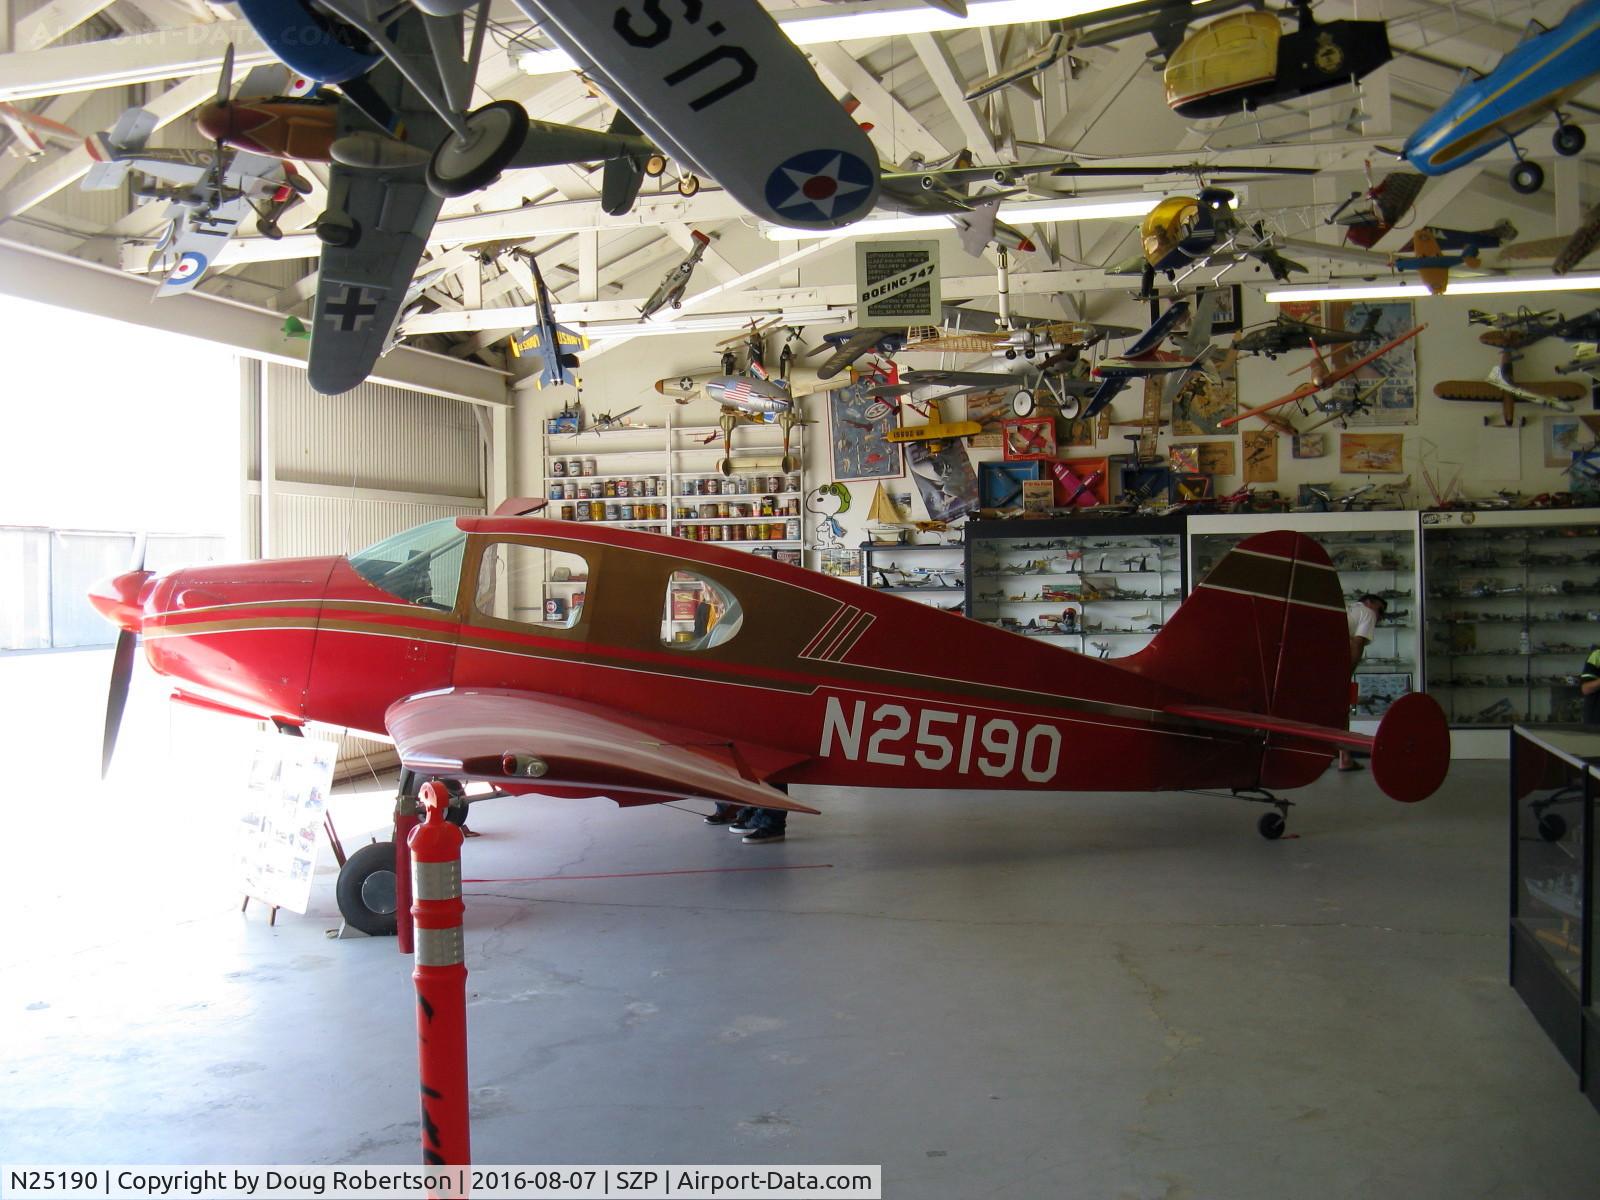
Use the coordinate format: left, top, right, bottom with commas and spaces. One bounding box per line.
410, 779, 470, 1167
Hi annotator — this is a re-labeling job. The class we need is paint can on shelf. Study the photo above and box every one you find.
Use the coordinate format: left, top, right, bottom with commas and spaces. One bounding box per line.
551, 459, 566, 477
566, 458, 583, 477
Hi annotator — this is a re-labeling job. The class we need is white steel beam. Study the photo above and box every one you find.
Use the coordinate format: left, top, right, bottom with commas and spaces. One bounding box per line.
0, 19, 269, 100
0, 238, 509, 406
14, 0, 116, 51
807, 44, 948, 165
909, 31, 998, 162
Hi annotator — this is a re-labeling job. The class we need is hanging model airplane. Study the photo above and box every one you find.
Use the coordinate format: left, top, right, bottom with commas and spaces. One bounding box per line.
1113, 185, 1312, 296
640, 231, 712, 319
1434, 354, 1586, 426
88, 515, 1451, 932
1402, 0, 1600, 194
1222, 323, 1426, 428
1494, 200, 1600, 275
1392, 221, 1516, 294
1326, 168, 1426, 248
82, 96, 310, 297
0, 101, 83, 160
507, 253, 587, 390
1235, 308, 1382, 358
1162, 0, 1391, 120
1081, 298, 1203, 418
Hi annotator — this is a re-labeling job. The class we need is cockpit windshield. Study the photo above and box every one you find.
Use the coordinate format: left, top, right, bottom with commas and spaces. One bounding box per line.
348, 518, 466, 610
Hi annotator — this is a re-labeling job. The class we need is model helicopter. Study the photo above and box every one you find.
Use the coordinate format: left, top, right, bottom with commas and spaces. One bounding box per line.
1235, 309, 1381, 359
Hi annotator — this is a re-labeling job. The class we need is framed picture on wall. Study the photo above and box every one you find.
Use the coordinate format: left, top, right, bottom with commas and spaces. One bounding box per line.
827, 377, 902, 482
1211, 284, 1244, 334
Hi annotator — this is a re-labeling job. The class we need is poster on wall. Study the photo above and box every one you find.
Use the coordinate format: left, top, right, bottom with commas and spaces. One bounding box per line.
1324, 300, 1418, 424
907, 439, 979, 522
238, 734, 337, 914
854, 239, 941, 326
1243, 430, 1278, 482
1172, 440, 1235, 476
827, 377, 902, 481
1339, 432, 1405, 473
964, 389, 1012, 447
1544, 414, 1588, 467
1171, 346, 1239, 434
1293, 432, 1326, 458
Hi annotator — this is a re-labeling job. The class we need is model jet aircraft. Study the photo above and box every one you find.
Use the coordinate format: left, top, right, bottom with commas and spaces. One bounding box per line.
1162, 1, 1391, 120
508, 253, 586, 390
1223, 323, 1425, 428
640, 231, 712, 319
1403, 0, 1600, 194
89, 516, 1450, 932
82, 100, 309, 297
1235, 309, 1382, 359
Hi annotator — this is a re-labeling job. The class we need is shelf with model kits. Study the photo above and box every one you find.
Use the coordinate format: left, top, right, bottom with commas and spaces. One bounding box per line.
964, 515, 1186, 658
1422, 512, 1600, 727
541, 414, 806, 563
859, 540, 966, 610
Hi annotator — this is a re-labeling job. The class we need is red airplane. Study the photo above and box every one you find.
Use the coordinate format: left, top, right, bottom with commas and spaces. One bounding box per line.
1221, 323, 1425, 428
89, 505, 1449, 934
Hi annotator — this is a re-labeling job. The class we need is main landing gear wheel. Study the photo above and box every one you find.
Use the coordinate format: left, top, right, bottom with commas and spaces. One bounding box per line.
644, 153, 667, 177
1510, 160, 1545, 194
1011, 388, 1036, 417
1538, 812, 1568, 842
1555, 123, 1585, 156
315, 213, 359, 247
677, 174, 701, 197
256, 218, 283, 240
427, 100, 530, 198
335, 841, 398, 936
1258, 811, 1287, 840
1057, 394, 1083, 421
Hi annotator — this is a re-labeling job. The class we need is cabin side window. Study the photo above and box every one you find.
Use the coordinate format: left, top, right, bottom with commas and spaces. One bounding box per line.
476, 542, 590, 629
661, 570, 743, 650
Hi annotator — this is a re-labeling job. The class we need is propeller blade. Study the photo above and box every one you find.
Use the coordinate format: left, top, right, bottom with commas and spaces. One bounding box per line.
215, 43, 235, 105
101, 627, 138, 779
100, 534, 146, 779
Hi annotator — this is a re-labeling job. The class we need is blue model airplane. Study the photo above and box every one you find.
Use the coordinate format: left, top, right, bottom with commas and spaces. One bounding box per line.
507, 254, 586, 390
1403, 0, 1600, 194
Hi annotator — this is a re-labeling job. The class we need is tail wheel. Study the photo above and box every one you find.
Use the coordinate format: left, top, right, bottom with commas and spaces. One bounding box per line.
1257, 812, 1286, 840
644, 153, 667, 177
677, 174, 701, 197
335, 841, 398, 936
1510, 160, 1545, 194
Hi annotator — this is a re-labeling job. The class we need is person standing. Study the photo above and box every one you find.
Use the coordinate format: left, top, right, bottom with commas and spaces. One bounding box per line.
1339, 594, 1387, 771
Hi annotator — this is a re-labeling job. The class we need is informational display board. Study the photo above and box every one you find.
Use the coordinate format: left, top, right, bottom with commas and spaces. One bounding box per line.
237, 734, 338, 914
854, 239, 941, 327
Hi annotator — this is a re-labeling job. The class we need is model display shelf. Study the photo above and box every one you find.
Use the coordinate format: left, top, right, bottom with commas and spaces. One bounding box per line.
1423, 522, 1600, 727
965, 515, 1185, 657
860, 540, 966, 608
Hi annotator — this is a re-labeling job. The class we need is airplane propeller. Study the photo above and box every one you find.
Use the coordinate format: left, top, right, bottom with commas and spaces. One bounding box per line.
90, 535, 150, 779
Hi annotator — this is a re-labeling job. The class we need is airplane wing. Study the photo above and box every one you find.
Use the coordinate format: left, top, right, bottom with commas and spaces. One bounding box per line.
1221, 383, 1318, 427
900, 368, 1017, 387
1160, 288, 1220, 405
516, 0, 879, 230
1081, 376, 1129, 419
308, 161, 442, 394
1123, 300, 1189, 358
1435, 379, 1584, 406
385, 688, 819, 813
152, 194, 257, 297
816, 329, 890, 379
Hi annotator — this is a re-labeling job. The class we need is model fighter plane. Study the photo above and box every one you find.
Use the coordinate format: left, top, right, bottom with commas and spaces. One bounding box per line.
1223, 323, 1425, 428
90, 515, 1450, 934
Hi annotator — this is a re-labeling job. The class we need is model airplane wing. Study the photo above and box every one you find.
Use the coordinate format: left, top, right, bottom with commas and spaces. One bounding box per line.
308, 162, 442, 395
152, 194, 257, 297
1434, 379, 1584, 407
815, 329, 891, 379
385, 688, 819, 812
899, 368, 1017, 387
1081, 375, 1129, 419
1125, 299, 1190, 357
515, 0, 878, 230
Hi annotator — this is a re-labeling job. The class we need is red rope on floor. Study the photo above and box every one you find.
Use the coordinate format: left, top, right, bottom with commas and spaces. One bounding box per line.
463, 863, 834, 884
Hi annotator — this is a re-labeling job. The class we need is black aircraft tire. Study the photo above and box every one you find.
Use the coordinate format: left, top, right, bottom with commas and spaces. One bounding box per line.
1258, 811, 1287, 840
1555, 124, 1586, 156
1538, 812, 1568, 842
428, 101, 530, 198
335, 841, 399, 936
1510, 160, 1545, 194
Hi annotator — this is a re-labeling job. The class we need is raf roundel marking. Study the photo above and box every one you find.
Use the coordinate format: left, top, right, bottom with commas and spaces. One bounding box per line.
169, 251, 207, 284
765, 149, 875, 224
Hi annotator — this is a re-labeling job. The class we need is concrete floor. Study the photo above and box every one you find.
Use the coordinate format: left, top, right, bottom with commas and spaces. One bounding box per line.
2, 650, 1599, 1197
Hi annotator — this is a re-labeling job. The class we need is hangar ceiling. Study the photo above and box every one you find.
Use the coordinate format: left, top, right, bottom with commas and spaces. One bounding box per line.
0, 0, 1594, 376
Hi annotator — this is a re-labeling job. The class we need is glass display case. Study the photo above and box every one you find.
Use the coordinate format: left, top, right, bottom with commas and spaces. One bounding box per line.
965, 515, 1186, 658
860, 539, 965, 611
1508, 725, 1597, 1083
1421, 510, 1600, 730
1187, 511, 1422, 729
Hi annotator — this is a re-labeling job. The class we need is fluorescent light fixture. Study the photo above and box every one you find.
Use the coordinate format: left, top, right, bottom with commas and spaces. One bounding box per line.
515, 1, 1132, 76
761, 194, 1158, 241
1267, 274, 1600, 302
